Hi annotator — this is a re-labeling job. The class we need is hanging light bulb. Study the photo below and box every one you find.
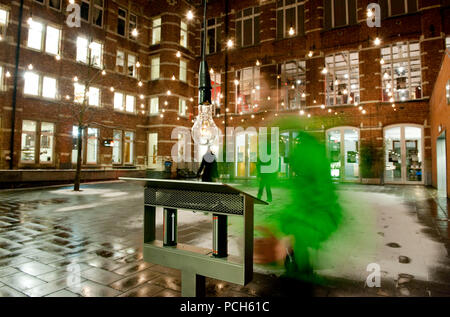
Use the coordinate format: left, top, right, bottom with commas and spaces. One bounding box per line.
380, 58, 385, 65
374, 37, 381, 46
308, 51, 313, 58
191, 102, 219, 146
187, 10, 194, 20
288, 26, 295, 36
176, 51, 181, 58
28, 64, 34, 70
136, 61, 141, 68
131, 28, 138, 37
5, 71, 11, 78
256, 60, 260, 66
321, 67, 328, 74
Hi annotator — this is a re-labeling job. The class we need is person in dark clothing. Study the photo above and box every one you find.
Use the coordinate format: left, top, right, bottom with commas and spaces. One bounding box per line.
197, 149, 219, 182
256, 157, 276, 202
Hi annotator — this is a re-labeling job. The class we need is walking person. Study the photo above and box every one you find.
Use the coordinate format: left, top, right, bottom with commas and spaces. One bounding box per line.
197, 148, 219, 182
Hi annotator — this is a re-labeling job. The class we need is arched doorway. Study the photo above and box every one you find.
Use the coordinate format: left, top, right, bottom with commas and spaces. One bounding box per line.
384, 124, 424, 184
326, 127, 360, 181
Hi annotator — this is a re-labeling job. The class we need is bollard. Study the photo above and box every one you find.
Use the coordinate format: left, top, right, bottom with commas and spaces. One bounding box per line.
163, 208, 177, 246
212, 214, 228, 257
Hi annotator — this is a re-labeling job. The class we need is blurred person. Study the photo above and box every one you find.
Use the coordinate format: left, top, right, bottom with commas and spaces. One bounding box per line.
197, 147, 219, 182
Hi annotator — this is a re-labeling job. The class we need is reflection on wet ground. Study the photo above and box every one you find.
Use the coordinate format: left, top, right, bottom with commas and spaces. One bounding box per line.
0, 181, 448, 297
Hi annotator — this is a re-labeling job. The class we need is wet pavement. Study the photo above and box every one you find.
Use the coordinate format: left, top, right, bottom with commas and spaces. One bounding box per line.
0, 180, 449, 297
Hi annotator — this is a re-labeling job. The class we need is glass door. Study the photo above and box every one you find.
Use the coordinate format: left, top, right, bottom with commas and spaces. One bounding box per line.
327, 127, 360, 181
384, 125, 423, 184
235, 131, 257, 178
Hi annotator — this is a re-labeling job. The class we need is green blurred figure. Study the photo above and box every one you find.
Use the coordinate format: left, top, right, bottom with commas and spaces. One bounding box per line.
256, 156, 277, 202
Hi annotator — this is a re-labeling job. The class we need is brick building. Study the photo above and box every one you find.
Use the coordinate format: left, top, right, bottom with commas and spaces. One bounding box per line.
0, 0, 449, 188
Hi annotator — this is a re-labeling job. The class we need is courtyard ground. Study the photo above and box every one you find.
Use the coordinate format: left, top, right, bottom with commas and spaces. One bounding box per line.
0, 180, 449, 297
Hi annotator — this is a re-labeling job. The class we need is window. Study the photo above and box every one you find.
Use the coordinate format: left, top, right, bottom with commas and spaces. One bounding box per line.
112, 130, 122, 164
324, 0, 357, 29
150, 97, 159, 114
35, 0, 61, 11
114, 92, 135, 113
0, 66, 3, 91
152, 18, 161, 45
39, 122, 54, 163
151, 56, 160, 80
124, 131, 134, 164
446, 37, 450, 50
126, 95, 135, 112
129, 14, 137, 39
86, 128, 98, 164
446, 80, 450, 105
236, 67, 260, 114
179, 59, 187, 82
74, 84, 100, 106
211, 72, 222, 112
148, 133, 158, 167
21, 120, 37, 162
116, 50, 125, 72
42, 76, 57, 99
276, 0, 305, 39
0, 8, 9, 40
27, 21, 44, 51
24, 72, 57, 99
92, 0, 103, 27
379, 0, 418, 18
278, 60, 306, 110
81, 0, 90, 22
381, 42, 422, 102
72, 126, 83, 164
201, 18, 221, 55
76, 37, 102, 68
127, 54, 137, 77
325, 51, 360, 106
27, 22, 61, 55
236, 7, 260, 47
179, 98, 187, 116
180, 21, 188, 48
24, 72, 40, 96
118, 8, 126, 36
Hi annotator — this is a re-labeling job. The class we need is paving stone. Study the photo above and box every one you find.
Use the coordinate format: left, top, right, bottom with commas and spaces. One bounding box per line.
119, 284, 165, 297
0, 266, 19, 278
67, 280, 121, 297
110, 269, 160, 292
80, 267, 123, 285
113, 261, 153, 276
24, 277, 86, 297
15, 261, 56, 276
0, 285, 28, 297
45, 289, 80, 297
0, 272, 47, 291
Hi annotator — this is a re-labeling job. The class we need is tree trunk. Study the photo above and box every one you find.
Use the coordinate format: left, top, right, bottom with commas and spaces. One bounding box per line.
74, 126, 83, 191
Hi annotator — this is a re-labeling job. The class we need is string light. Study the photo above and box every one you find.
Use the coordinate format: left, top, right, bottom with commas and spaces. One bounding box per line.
374, 37, 381, 46
136, 61, 141, 68
55, 55, 61, 61
176, 51, 181, 58
187, 10, 194, 20
227, 39, 233, 48
28, 64, 34, 70
110, 87, 115, 92
288, 26, 295, 36
308, 51, 313, 58
5, 71, 11, 78
321, 68, 328, 74
256, 60, 260, 66
131, 28, 138, 37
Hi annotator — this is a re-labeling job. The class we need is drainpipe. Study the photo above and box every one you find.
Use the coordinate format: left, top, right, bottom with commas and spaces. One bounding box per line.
9, 0, 25, 169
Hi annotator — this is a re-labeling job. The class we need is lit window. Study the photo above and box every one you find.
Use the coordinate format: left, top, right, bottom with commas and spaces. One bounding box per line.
86, 128, 98, 164
235, 7, 260, 47
129, 13, 137, 39
211, 72, 222, 114
446, 80, 450, 105
325, 51, 360, 106
201, 17, 222, 55
278, 60, 306, 110
42, 76, 57, 99
179, 59, 187, 82
88, 87, 100, 106
74, 83, 85, 103
151, 56, 160, 80
39, 122, 54, 163
235, 67, 260, 114
446, 37, 450, 50
21, 120, 37, 162
276, 0, 305, 38
179, 98, 187, 116
24, 72, 40, 96
72, 125, 83, 164
116, 50, 125, 72
324, 0, 357, 29
150, 97, 159, 114
76, 37, 89, 63
180, 21, 188, 48
381, 41, 422, 102
112, 130, 122, 164
148, 133, 158, 168
0, 8, 9, 40
45, 25, 61, 55
89, 41, 103, 68
124, 131, 134, 164
125, 95, 135, 112
127, 54, 136, 77
0, 66, 4, 91
114, 92, 124, 110
27, 20, 43, 50
152, 18, 161, 45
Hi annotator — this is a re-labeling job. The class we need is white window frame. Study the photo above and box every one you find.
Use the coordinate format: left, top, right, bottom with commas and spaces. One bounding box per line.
179, 98, 187, 116
76, 37, 103, 68
235, 7, 260, 48
24, 72, 58, 99
0, 8, 9, 41
150, 97, 159, 115
279, 60, 307, 110
20, 120, 37, 163
201, 17, 221, 55
114, 92, 135, 113
329, 0, 351, 28
325, 51, 360, 106
235, 66, 260, 114
91, 0, 104, 27
74, 83, 100, 106
39, 122, 55, 164
86, 127, 98, 164
152, 17, 161, 45
127, 53, 137, 78
112, 130, 122, 164
276, 0, 305, 38
180, 20, 188, 48
0, 65, 4, 91
179, 59, 187, 83
151, 56, 160, 80
387, 0, 418, 17
129, 13, 137, 39
381, 41, 422, 102
35, 0, 62, 12
123, 131, 134, 164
